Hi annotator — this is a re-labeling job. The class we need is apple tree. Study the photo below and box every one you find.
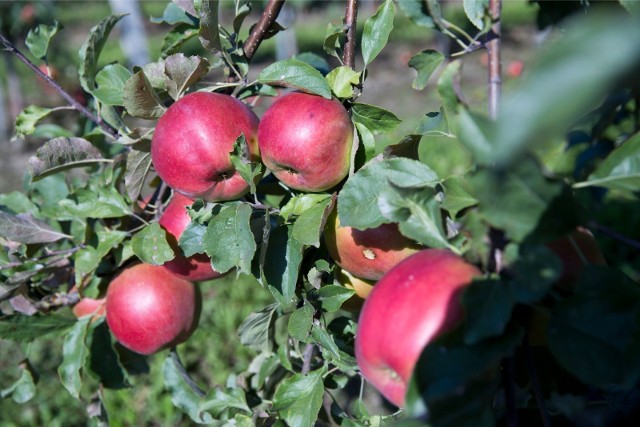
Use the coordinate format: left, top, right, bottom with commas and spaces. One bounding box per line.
1, 0, 640, 425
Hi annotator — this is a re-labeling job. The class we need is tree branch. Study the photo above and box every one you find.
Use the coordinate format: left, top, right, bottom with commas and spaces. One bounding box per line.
343, 0, 358, 70
0, 32, 119, 140
301, 342, 315, 375
487, 0, 502, 120
243, 0, 286, 63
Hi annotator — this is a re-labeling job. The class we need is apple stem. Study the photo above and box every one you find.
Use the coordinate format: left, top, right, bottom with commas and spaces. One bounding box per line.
243, 0, 286, 63
343, 0, 358, 70
301, 342, 315, 375
0, 32, 120, 140
170, 348, 206, 398
523, 335, 552, 427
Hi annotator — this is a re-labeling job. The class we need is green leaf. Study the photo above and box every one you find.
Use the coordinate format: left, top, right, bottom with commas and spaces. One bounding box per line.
123, 70, 166, 119
317, 285, 355, 313
339, 158, 439, 230
457, 108, 495, 165
200, 387, 251, 418
162, 355, 213, 424
547, 266, 640, 389
164, 53, 210, 100
463, 0, 489, 30
397, 0, 434, 28
203, 203, 256, 275
264, 224, 304, 307
272, 367, 327, 427
361, 0, 395, 66
14, 105, 56, 140
312, 326, 341, 359
378, 185, 456, 252
25, 21, 63, 59
230, 135, 263, 194
1, 361, 37, 403
58, 187, 131, 220
323, 22, 343, 58
161, 24, 200, 59
576, 132, 640, 192
151, 2, 198, 25
416, 108, 454, 139
0, 315, 75, 341
292, 197, 332, 247
238, 303, 278, 352
408, 49, 445, 90
233, 2, 252, 34
438, 60, 462, 116
510, 244, 561, 303
25, 137, 105, 185
58, 316, 92, 399
462, 278, 515, 345
280, 194, 332, 222
257, 59, 332, 99
326, 66, 361, 99
620, 0, 640, 15
198, 0, 221, 54
75, 228, 128, 284
471, 157, 564, 242
441, 176, 478, 217
92, 64, 131, 106
0, 212, 70, 244
88, 321, 129, 389
351, 103, 401, 135
0, 192, 38, 215
124, 148, 152, 202
179, 222, 207, 258
355, 122, 376, 161
288, 303, 315, 341
131, 222, 175, 265
78, 14, 125, 93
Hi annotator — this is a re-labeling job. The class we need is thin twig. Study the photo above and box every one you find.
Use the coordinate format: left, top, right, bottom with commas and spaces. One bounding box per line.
343, 0, 358, 70
0, 246, 84, 270
523, 336, 552, 427
487, 0, 502, 120
0, 32, 119, 140
170, 348, 206, 398
243, 0, 286, 63
589, 220, 640, 251
301, 343, 315, 375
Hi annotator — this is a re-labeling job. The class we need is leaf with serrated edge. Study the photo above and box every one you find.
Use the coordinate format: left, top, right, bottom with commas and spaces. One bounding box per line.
0, 315, 75, 342
0, 212, 71, 243
204, 203, 256, 275
362, 0, 395, 66
257, 59, 331, 99
26, 137, 105, 184
164, 53, 210, 100
326, 66, 361, 99
288, 303, 315, 341
198, 0, 221, 54
238, 303, 278, 352
58, 317, 92, 399
463, 0, 489, 30
124, 149, 151, 202
162, 355, 213, 424
123, 70, 166, 119
131, 223, 175, 265
272, 367, 327, 427
408, 49, 445, 90
351, 103, 401, 135
78, 14, 125, 93
14, 105, 55, 140
292, 197, 332, 247
264, 224, 304, 307
26, 21, 63, 59
92, 64, 131, 106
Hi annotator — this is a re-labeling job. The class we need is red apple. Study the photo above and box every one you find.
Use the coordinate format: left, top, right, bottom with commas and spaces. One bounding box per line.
151, 92, 260, 202
546, 226, 606, 283
336, 268, 375, 312
324, 208, 421, 281
159, 192, 222, 281
106, 263, 199, 355
72, 297, 106, 320
356, 249, 481, 407
258, 92, 353, 192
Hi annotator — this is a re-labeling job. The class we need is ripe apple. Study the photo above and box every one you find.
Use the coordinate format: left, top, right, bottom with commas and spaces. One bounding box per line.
336, 268, 375, 312
106, 263, 199, 355
546, 226, 606, 283
151, 92, 260, 202
324, 208, 421, 281
257, 92, 353, 192
72, 297, 106, 320
159, 192, 222, 281
355, 249, 481, 407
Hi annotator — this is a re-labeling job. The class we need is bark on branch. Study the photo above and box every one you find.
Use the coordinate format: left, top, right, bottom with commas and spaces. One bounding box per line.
243, 0, 286, 63
343, 0, 358, 69
0, 32, 119, 140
